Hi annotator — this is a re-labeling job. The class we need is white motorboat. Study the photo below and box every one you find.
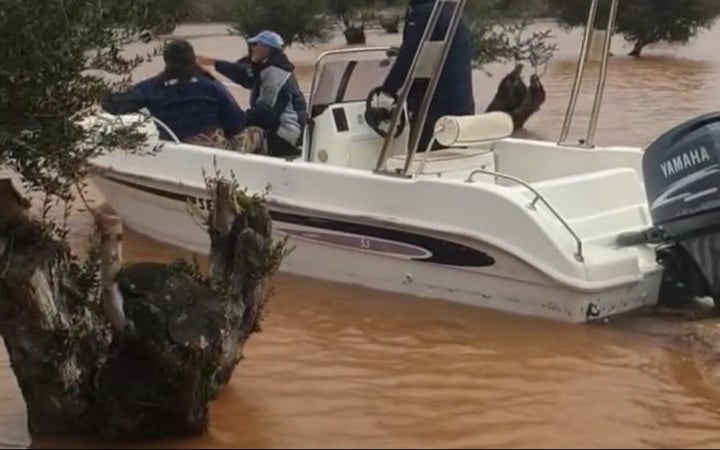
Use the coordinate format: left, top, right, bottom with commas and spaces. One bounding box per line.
89, 0, 720, 322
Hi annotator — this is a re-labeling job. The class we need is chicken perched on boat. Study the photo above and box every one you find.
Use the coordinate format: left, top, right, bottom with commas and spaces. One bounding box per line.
485, 64, 546, 131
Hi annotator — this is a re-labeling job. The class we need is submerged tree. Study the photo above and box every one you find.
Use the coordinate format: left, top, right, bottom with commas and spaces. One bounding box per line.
327, 0, 368, 44
229, 0, 331, 47
0, 0, 287, 440
229, 0, 556, 66
466, 0, 557, 129
466, 0, 557, 71
546, 0, 720, 57
142, 0, 197, 35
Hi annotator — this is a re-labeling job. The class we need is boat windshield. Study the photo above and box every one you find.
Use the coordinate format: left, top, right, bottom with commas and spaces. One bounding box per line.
309, 49, 396, 117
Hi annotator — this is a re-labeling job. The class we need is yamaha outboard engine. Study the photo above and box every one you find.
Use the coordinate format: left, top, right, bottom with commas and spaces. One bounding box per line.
640, 112, 720, 307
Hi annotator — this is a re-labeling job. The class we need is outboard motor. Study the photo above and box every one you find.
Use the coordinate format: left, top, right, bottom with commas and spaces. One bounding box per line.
641, 112, 720, 307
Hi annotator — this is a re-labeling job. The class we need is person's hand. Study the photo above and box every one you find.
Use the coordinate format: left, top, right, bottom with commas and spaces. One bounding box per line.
196, 55, 216, 66
378, 87, 397, 103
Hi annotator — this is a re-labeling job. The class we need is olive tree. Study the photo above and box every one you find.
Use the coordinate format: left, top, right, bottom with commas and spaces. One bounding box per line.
0, 0, 155, 205
229, 0, 331, 47
467, 0, 557, 72
546, 0, 720, 57
0, 0, 287, 439
327, 0, 369, 44
230, 0, 557, 71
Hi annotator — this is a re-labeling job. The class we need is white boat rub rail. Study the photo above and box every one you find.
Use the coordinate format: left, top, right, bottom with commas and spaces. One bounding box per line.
93, 162, 657, 292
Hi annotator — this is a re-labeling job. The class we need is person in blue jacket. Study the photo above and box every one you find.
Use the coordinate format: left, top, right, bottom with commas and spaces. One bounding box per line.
103, 40, 248, 149
381, 0, 475, 152
198, 31, 308, 158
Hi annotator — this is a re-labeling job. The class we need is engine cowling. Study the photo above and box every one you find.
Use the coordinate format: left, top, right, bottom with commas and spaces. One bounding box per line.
642, 112, 720, 303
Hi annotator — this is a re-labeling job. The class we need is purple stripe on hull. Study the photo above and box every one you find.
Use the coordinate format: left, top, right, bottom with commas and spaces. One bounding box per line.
100, 174, 496, 267
276, 227, 431, 258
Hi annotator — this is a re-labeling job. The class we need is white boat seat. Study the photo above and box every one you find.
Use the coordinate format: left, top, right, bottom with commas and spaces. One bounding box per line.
385, 112, 512, 177
434, 112, 514, 147
387, 147, 494, 175
511, 167, 652, 240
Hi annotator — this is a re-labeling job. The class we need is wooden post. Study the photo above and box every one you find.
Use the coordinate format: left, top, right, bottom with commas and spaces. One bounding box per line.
208, 180, 237, 280
98, 214, 129, 331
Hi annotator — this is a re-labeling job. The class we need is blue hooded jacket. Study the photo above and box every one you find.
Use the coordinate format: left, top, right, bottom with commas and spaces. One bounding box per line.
382, 0, 475, 118
214, 49, 308, 146
104, 73, 246, 142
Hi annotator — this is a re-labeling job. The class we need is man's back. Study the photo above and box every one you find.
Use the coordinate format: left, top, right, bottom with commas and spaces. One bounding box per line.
383, 0, 475, 116
129, 74, 245, 141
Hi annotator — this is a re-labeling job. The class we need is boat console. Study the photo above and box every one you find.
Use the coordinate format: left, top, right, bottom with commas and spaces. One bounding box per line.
302, 46, 515, 177
302, 48, 411, 169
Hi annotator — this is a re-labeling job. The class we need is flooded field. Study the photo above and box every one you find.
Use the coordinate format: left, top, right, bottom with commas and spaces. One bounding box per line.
4, 20, 720, 449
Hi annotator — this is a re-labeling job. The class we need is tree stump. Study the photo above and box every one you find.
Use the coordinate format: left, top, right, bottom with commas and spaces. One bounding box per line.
0, 179, 283, 440
344, 22, 366, 45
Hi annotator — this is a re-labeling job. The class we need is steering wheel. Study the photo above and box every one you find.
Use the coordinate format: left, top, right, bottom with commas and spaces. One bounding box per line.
364, 86, 407, 139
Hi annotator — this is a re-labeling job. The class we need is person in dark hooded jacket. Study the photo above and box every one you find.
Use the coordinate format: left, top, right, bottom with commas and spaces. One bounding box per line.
198, 31, 308, 158
103, 39, 247, 147
381, 0, 475, 152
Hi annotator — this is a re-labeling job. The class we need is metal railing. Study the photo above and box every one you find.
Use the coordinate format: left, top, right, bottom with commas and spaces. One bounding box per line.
401, 0, 467, 174
374, 0, 468, 174
465, 169, 585, 262
100, 111, 180, 145
149, 116, 180, 144
558, 0, 620, 148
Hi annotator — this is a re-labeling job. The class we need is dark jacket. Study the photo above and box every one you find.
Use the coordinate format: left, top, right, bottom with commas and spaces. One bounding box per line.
215, 50, 308, 146
382, 0, 475, 117
103, 73, 246, 142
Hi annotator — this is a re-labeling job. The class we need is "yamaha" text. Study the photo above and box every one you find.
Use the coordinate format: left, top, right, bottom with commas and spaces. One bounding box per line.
660, 146, 712, 178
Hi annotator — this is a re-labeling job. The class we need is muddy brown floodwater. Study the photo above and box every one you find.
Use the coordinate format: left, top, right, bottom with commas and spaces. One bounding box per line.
4, 21, 720, 449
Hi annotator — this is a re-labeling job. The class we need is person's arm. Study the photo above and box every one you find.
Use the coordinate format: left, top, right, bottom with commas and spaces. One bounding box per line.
381, 8, 426, 96
101, 80, 158, 115
214, 57, 255, 89
245, 67, 291, 128
213, 82, 247, 138
198, 55, 255, 88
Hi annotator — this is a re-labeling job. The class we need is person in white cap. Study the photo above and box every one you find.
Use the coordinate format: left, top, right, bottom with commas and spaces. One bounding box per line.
197, 31, 307, 158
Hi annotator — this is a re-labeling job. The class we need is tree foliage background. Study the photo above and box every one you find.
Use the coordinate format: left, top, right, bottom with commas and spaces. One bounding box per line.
229, 0, 557, 72
0, 0, 162, 217
546, 0, 720, 56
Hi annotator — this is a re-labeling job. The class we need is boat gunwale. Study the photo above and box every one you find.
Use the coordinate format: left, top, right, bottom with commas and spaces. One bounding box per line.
91, 159, 661, 294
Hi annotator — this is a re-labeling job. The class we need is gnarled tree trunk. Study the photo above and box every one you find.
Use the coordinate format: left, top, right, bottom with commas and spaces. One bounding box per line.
485, 66, 547, 131
379, 14, 400, 34
342, 15, 366, 45
0, 179, 279, 440
629, 41, 644, 57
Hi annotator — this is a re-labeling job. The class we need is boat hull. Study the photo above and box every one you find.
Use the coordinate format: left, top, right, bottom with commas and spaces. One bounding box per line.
93, 172, 661, 324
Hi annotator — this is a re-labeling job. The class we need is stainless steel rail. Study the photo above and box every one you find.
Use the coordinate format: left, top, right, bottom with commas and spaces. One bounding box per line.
466, 169, 585, 262
558, 0, 621, 148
